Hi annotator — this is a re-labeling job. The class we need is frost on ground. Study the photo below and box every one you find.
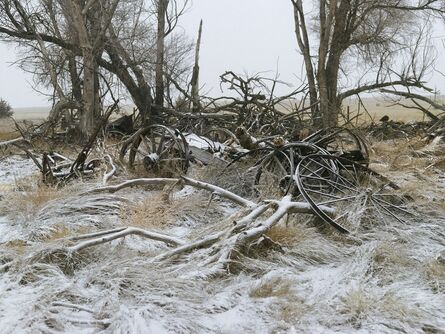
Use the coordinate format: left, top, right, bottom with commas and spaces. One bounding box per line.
0, 138, 444, 333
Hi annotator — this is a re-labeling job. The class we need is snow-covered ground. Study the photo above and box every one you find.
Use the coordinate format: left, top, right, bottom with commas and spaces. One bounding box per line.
0, 141, 444, 333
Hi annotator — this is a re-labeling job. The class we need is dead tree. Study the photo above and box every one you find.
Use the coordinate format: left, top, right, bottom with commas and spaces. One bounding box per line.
190, 19, 203, 112
155, 0, 169, 109
291, 0, 444, 128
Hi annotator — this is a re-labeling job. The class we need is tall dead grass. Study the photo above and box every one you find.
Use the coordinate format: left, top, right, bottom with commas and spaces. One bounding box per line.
265, 222, 314, 247
120, 194, 176, 228
425, 257, 445, 293
249, 275, 293, 299
0, 176, 66, 218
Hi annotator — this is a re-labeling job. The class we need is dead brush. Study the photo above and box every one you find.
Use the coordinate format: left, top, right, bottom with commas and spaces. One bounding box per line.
190, 161, 258, 199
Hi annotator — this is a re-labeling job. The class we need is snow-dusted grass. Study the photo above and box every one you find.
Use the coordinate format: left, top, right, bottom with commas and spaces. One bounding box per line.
0, 138, 444, 333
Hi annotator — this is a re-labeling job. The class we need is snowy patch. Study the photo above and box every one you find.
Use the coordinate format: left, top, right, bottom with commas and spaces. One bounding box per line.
0, 156, 39, 185
185, 133, 225, 151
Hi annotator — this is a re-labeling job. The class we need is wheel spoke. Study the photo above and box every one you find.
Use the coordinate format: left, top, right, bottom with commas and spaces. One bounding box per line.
371, 198, 407, 224
372, 196, 412, 215
319, 195, 358, 205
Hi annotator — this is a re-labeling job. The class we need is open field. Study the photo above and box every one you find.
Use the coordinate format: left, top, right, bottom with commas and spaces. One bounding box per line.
7, 95, 443, 128
344, 97, 444, 124
12, 107, 50, 121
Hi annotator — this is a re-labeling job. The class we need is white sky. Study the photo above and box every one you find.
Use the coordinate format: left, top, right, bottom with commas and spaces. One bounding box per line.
0, 0, 444, 108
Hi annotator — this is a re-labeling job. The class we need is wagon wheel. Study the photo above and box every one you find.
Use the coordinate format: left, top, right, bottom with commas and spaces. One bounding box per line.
126, 125, 189, 175
254, 142, 330, 197
295, 154, 413, 234
202, 128, 239, 153
305, 128, 369, 166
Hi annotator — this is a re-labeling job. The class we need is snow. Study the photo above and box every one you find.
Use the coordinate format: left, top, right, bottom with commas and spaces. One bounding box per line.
0, 155, 38, 185
185, 133, 225, 151
0, 215, 22, 243
0, 151, 444, 333
147, 153, 159, 162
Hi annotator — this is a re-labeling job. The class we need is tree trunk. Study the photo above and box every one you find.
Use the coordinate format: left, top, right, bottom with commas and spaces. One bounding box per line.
68, 54, 82, 103
190, 20, 203, 113
80, 50, 97, 136
67, 0, 99, 138
292, 1, 319, 123
155, 0, 169, 109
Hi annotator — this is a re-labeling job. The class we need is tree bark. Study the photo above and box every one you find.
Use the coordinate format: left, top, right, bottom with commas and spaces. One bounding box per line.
292, 0, 319, 122
67, 0, 98, 138
190, 19, 203, 112
155, 0, 169, 109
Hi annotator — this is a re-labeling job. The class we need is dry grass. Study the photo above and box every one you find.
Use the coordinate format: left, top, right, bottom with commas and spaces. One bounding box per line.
340, 287, 375, 324
276, 298, 309, 323
425, 258, 445, 293
370, 137, 428, 169
1, 177, 65, 218
341, 287, 421, 327
42, 224, 73, 242
372, 241, 411, 269
249, 276, 293, 299
380, 293, 418, 320
120, 192, 183, 228
0, 131, 18, 141
0, 119, 17, 140
343, 97, 442, 124
2, 240, 28, 254
266, 223, 310, 247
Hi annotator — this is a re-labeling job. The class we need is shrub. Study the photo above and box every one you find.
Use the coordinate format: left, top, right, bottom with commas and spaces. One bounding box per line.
0, 98, 13, 118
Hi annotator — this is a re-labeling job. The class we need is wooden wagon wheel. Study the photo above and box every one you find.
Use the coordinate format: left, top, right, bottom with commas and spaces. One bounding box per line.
253, 142, 331, 197
295, 154, 414, 234
305, 128, 369, 166
121, 125, 189, 175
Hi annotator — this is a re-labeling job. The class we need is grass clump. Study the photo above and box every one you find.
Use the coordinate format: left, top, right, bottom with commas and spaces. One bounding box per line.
249, 276, 293, 299
1, 177, 65, 219
120, 193, 178, 228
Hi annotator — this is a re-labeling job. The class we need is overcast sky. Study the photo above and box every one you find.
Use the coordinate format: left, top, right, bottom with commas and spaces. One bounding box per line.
0, 0, 444, 108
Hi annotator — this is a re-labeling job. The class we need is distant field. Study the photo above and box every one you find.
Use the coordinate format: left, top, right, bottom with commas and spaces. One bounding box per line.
12, 107, 50, 121
344, 97, 443, 124
3, 96, 443, 132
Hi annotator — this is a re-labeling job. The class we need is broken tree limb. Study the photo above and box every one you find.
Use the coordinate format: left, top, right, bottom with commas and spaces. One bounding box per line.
190, 19, 203, 112
68, 227, 185, 253
180, 176, 256, 208
102, 154, 116, 185
67, 227, 128, 241
0, 137, 29, 147
83, 178, 180, 195
85, 176, 256, 208
152, 230, 226, 262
